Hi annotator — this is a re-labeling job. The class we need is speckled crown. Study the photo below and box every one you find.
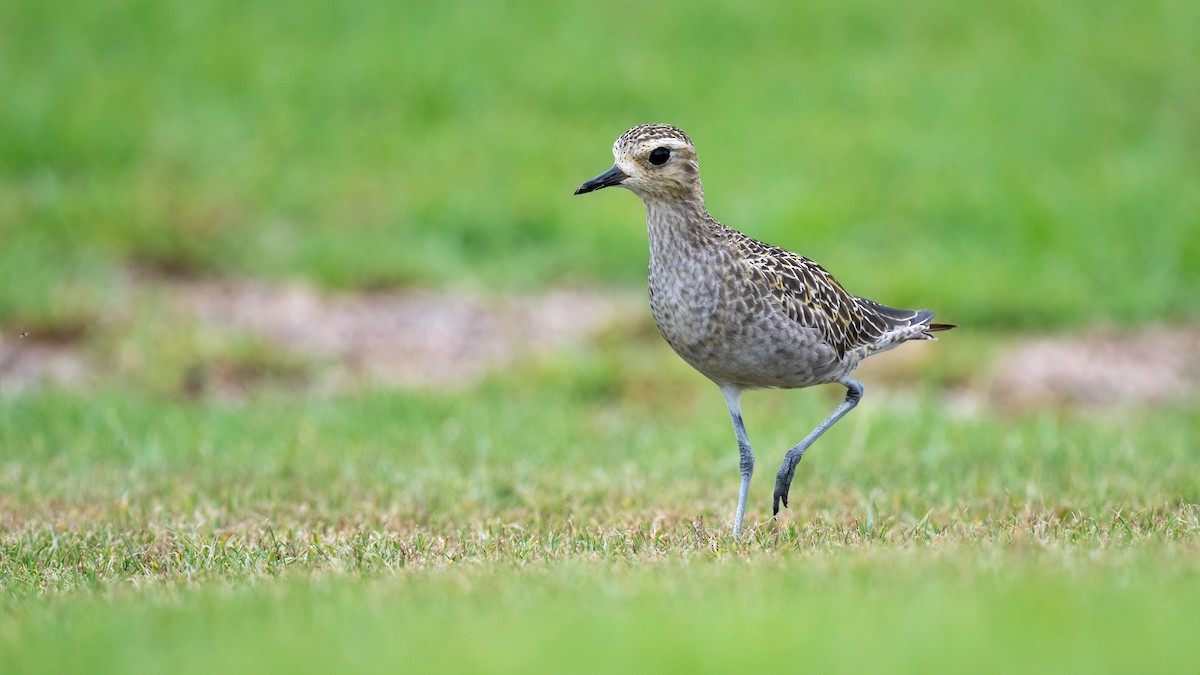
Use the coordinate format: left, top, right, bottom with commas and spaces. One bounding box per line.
617, 124, 693, 147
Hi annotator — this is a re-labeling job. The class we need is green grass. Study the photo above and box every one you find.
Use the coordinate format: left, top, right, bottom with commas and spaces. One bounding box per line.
2, 0, 1199, 329
3, 0, 1199, 672
2, 370, 1199, 673
2, 339, 1198, 673
5, 553, 1200, 675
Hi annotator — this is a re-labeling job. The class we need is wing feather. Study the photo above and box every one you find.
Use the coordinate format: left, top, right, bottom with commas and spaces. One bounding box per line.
734, 236, 942, 359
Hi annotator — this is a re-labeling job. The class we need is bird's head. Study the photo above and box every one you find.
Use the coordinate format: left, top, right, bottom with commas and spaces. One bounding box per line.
574, 124, 703, 202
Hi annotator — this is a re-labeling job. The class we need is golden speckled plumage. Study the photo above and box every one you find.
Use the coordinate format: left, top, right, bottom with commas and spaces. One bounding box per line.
575, 123, 954, 534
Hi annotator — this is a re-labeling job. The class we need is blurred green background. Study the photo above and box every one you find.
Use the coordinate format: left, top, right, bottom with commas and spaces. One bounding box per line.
3, 2, 1200, 674
4, 0, 1197, 332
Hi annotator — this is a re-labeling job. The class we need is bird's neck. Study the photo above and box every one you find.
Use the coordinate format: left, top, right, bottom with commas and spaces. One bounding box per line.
643, 194, 719, 258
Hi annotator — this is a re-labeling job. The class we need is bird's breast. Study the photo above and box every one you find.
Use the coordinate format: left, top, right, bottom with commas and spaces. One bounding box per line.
647, 247, 848, 389
648, 252, 725, 355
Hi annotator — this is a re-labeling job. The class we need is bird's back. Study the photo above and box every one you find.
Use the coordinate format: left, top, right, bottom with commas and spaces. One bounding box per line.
648, 215, 952, 390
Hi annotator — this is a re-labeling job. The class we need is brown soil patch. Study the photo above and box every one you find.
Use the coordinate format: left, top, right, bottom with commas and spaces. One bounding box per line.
0, 334, 90, 395
988, 326, 1200, 409
4, 275, 1199, 408
1, 276, 642, 395
165, 279, 641, 390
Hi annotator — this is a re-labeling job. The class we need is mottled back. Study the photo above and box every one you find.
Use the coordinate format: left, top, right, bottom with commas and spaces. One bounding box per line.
733, 232, 945, 359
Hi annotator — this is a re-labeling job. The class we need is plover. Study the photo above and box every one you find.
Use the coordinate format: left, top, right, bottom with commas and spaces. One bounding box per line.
574, 123, 954, 535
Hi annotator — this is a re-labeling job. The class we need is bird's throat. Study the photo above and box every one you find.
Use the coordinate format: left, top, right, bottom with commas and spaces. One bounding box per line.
644, 198, 715, 258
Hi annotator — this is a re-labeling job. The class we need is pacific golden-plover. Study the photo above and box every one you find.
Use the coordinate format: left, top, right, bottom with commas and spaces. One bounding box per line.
574, 123, 955, 535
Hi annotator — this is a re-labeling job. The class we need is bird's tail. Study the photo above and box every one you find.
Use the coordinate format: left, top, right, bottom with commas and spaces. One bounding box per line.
851, 301, 956, 348
909, 309, 956, 339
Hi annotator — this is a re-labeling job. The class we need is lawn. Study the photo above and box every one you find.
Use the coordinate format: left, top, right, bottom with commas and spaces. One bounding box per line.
2, 0, 1199, 673
2, 361, 1198, 673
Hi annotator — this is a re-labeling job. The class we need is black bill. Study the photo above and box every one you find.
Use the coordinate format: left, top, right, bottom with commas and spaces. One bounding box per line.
574, 165, 628, 195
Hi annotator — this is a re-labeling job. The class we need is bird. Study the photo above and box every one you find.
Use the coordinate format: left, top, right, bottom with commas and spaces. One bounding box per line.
574, 123, 955, 536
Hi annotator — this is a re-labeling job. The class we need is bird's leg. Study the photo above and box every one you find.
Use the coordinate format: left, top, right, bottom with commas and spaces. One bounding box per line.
720, 386, 754, 536
773, 377, 864, 515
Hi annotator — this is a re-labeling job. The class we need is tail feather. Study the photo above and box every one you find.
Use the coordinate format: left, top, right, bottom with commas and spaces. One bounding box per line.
866, 304, 956, 332
906, 308, 956, 334
854, 298, 956, 347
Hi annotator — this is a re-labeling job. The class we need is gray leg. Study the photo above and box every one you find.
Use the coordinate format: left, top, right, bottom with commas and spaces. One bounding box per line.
773, 377, 864, 515
720, 386, 754, 536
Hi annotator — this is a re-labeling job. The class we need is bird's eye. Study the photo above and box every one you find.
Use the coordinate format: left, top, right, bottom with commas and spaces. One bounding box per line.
648, 147, 671, 166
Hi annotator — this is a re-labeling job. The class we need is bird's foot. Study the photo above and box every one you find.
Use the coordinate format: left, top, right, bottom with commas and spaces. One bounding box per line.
773, 448, 806, 515
773, 462, 797, 515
